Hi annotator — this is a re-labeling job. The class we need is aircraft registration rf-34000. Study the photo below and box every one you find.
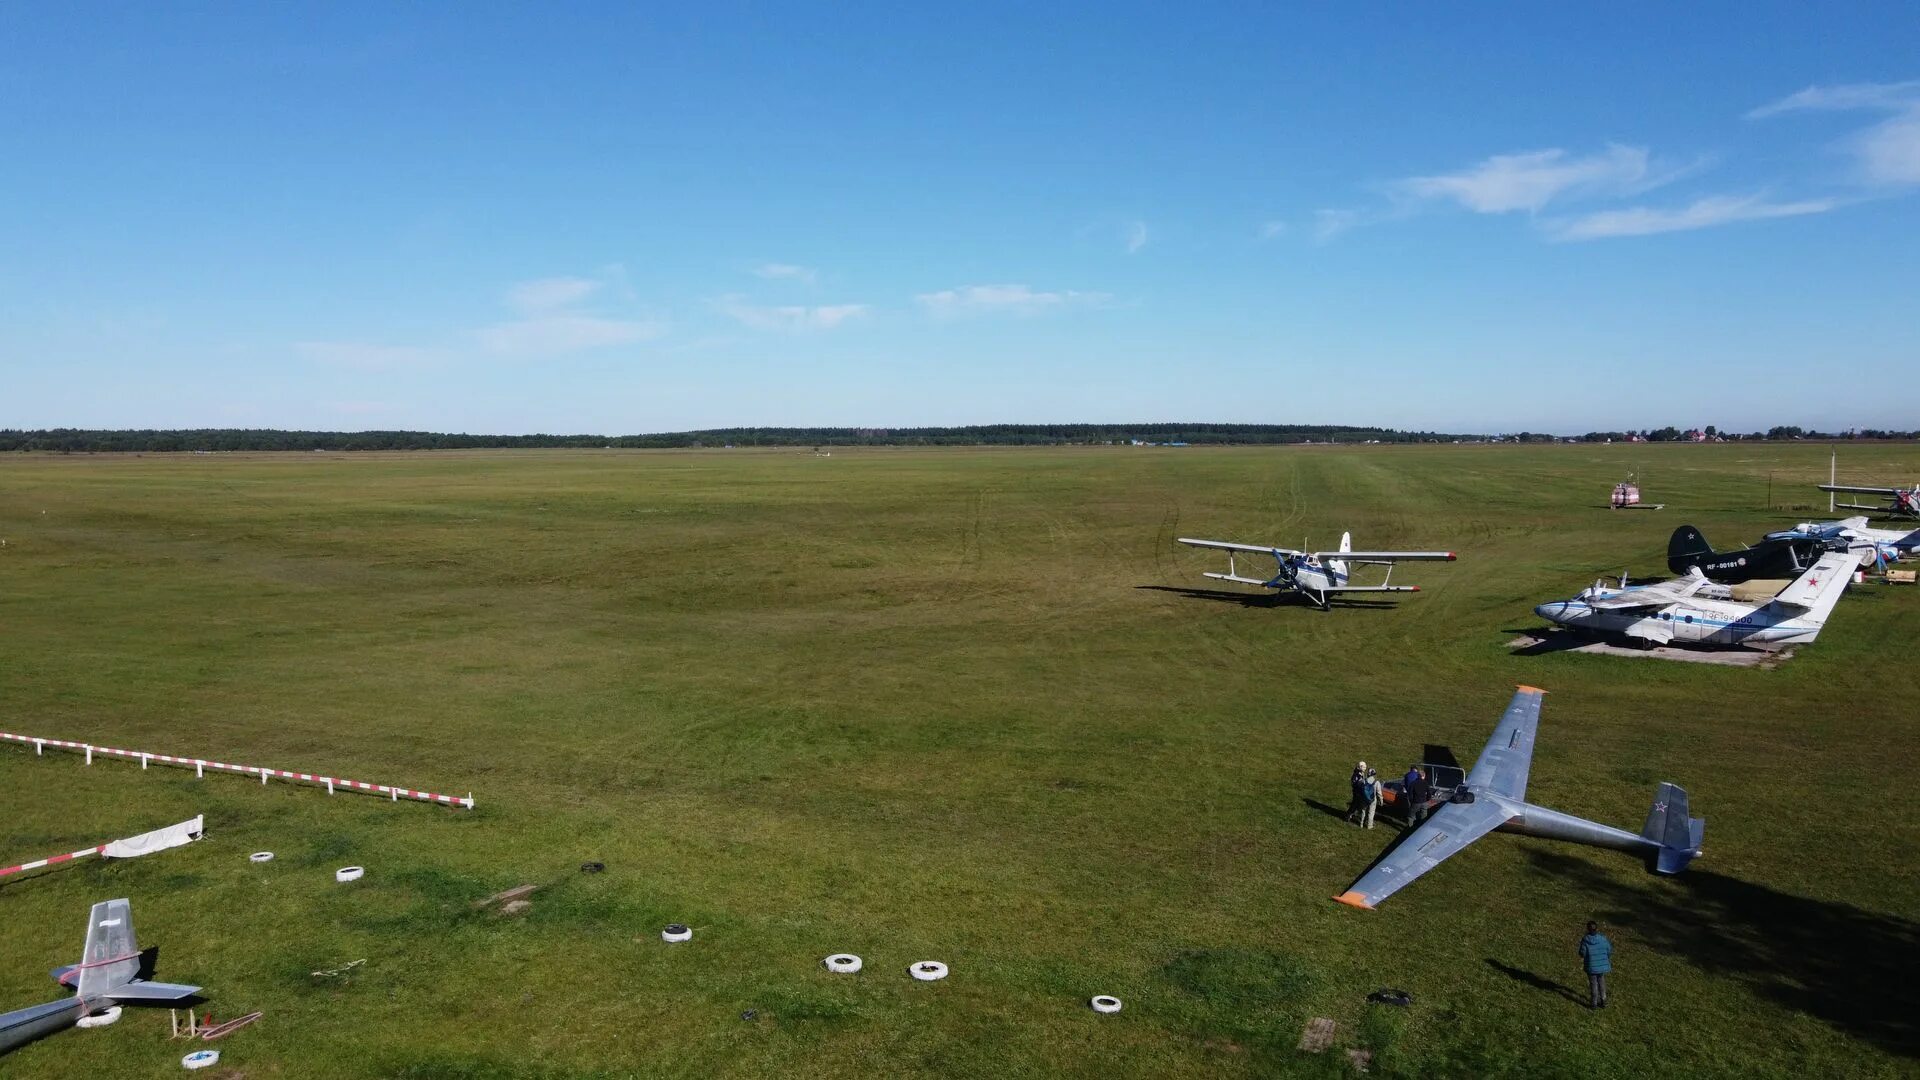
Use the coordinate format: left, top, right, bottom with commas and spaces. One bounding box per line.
1334, 686, 1704, 910
1176, 531, 1456, 609
0, 898, 200, 1055
1533, 549, 1862, 651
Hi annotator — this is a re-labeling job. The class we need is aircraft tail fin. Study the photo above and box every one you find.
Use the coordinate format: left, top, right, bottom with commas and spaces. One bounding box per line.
1666, 526, 1713, 575
1772, 551, 1860, 618
1339, 531, 1352, 554
73, 899, 141, 999
1642, 782, 1704, 875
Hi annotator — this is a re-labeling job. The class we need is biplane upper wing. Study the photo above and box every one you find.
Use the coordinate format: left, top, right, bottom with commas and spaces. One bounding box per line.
1334, 798, 1517, 909
1819, 483, 1901, 496
1310, 550, 1456, 562
1176, 538, 1300, 556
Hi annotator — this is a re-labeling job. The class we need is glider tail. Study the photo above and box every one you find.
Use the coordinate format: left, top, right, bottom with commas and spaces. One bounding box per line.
1642, 782, 1704, 875
73, 900, 141, 999
1667, 526, 1714, 576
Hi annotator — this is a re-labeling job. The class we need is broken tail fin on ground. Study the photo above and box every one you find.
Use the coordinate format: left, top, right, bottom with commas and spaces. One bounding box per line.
1642, 782, 1705, 875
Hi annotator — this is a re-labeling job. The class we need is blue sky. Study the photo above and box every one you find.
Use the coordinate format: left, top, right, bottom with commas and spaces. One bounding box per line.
3, 4, 1916, 434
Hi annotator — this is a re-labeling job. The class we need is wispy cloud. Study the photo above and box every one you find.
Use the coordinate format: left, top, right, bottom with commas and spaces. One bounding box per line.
1125, 220, 1149, 254
296, 341, 446, 371
1259, 220, 1289, 240
753, 262, 818, 283
1747, 80, 1920, 119
1547, 193, 1839, 241
1395, 144, 1659, 214
914, 284, 1109, 318
1750, 79, 1920, 187
506, 276, 601, 315
712, 295, 868, 331
1311, 209, 1361, 243
476, 314, 665, 353
480, 272, 664, 355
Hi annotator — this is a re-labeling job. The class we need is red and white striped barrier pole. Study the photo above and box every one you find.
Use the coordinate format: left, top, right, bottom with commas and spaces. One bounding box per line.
0, 814, 204, 879
0, 731, 475, 810
1, 841, 111, 879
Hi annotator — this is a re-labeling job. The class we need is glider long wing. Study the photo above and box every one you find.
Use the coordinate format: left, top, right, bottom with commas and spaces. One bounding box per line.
1334, 798, 1516, 909
1464, 686, 1543, 801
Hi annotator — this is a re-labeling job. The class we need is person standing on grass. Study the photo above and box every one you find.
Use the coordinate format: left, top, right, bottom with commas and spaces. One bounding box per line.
1360, 767, 1382, 830
1580, 921, 1613, 1008
1404, 766, 1431, 825
1347, 761, 1370, 824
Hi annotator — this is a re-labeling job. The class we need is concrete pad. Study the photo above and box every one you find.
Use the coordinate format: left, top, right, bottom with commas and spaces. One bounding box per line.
1298, 1017, 1337, 1053
1508, 632, 1795, 668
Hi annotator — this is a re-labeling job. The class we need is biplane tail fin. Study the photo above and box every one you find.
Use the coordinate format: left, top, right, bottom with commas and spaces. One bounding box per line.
1666, 526, 1715, 575
1642, 783, 1704, 875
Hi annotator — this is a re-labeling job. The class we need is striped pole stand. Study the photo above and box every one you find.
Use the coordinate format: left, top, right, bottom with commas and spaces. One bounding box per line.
1, 731, 475, 809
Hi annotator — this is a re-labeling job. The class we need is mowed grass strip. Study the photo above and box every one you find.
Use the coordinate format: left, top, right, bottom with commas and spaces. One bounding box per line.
0, 444, 1915, 1078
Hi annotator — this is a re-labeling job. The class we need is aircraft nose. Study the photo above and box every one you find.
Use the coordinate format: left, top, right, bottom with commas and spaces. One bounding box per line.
1534, 601, 1565, 622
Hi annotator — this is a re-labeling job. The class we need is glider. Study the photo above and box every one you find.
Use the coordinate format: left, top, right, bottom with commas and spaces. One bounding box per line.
1334, 687, 1704, 910
1176, 531, 1455, 609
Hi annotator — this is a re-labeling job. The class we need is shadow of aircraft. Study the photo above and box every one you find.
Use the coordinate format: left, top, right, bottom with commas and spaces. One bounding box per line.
1523, 849, 1920, 1057
1135, 585, 1396, 610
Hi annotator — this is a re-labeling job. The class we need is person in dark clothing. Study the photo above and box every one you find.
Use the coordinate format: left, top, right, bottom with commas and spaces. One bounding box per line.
1404, 767, 1431, 824
1346, 761, 1370, 824
1579, 920, 1613, 1008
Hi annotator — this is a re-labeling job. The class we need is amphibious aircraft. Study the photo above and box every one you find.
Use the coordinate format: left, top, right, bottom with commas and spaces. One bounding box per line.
0, 899, 200, 1055
1665, 524, 1838, 584
1533, 549, 1860, 650
1770, 517, 1920, 567
1817, 482, 1919, 521
1334, 686, 1704, 910
1176, 532, 1455, 609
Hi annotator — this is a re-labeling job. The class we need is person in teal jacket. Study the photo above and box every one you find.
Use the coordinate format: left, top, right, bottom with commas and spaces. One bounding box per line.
1579, 921, 1613, 1008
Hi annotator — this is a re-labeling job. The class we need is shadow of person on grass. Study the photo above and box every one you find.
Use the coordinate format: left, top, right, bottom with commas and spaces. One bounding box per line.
1525, 849, 1920, 1058
1484, 957, 1587, 1006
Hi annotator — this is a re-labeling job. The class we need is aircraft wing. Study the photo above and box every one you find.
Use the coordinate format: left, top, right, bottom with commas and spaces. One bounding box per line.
1177, 538, 1299, 556
1311, 550, 1456, 562
104, 980, 201, 1002
1583, 584, 1688, 610
1819, 483, 1899, 496
1333, 797, 1517, 909
1463, 687, 1542, 801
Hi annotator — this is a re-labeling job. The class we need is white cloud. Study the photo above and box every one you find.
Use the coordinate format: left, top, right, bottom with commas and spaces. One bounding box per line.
1749, 80, 1920, 187
1259, 220, 1289, 239
506, 277, 601, 314
476, 314, 666, 354
296, 341, 445, 371
712, 295, 868, 331
1547, 193, 1839, 241
753, 262, 818, 283
1747, 80, 1920, 118
1856, 109, 1920, 184
1396, 144, 1654, 213
913, 284, 1109, 317
1125, 220, 1149, 253
1311, 209, 1360, 242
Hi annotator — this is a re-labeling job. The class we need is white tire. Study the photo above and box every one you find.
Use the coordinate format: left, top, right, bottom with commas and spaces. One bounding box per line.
182, 1049, 221, 1070
1090, 995, 1123, 1014
908, 961, 948, 981
823, 953, 863, 974
77, 1006, 122, 1028
661, 924, 692, 943
335, 866, 365, 883
249, 852, 275, 863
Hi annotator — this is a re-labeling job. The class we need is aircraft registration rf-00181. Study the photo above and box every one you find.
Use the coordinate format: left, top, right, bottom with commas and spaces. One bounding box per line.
1176, 531, 1456, 609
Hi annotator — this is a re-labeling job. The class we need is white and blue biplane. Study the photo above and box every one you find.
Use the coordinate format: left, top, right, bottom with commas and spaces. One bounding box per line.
1177, 532, 1456, 609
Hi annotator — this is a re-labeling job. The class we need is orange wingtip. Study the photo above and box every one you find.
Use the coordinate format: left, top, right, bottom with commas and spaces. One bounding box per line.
1333, 890, 1375, 910
1515, 684, 1548, 694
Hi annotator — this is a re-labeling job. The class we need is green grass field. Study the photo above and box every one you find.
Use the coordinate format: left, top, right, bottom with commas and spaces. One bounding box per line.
2, 444, 1916, 1078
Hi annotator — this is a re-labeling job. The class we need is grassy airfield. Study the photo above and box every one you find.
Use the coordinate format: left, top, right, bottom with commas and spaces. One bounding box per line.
1, 442, 1916, 1078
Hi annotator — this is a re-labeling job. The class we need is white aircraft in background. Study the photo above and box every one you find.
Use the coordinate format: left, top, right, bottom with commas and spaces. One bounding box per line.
1816, 481, 1919, 521
1533, 549, 1861, 651
1771, 517, 1920, 568
1177, 532, 1456, 609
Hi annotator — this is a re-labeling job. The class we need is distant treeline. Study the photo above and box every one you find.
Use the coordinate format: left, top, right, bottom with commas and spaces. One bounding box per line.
3, 424, 1913, 452
0, 424, 1473, 452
